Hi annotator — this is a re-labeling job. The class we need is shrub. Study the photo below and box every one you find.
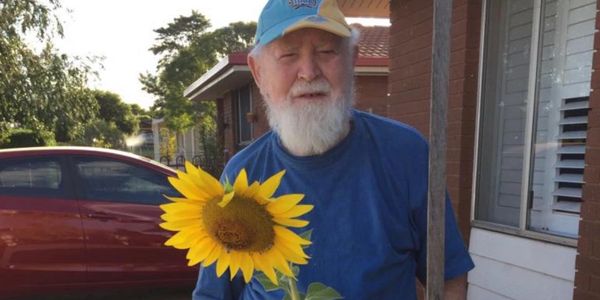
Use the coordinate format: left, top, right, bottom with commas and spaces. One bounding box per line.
0, 128, 56, 149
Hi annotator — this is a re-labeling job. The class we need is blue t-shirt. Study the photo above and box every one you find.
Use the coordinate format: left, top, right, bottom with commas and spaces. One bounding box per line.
193, 110, 474, 300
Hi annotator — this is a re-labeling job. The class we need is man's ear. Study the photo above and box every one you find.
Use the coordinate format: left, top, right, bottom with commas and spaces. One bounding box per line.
248, 54, 262, 88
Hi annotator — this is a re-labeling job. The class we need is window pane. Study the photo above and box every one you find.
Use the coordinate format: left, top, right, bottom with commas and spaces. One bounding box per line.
74, 157, 179, 205
476, 0, 533, 227
527, 0, 595, 238
237, 85, 252, 145
0, 157, 64, 198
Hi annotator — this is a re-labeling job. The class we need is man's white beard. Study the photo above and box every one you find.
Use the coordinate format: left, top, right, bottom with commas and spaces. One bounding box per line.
263, 79, 354, 156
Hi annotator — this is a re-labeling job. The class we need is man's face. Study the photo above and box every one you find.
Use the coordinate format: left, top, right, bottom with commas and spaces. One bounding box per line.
249, 28, 356, 156
250, 28, 351, 105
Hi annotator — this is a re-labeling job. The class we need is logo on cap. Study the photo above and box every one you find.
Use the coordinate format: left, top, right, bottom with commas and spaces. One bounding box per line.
288, 0, 317, 9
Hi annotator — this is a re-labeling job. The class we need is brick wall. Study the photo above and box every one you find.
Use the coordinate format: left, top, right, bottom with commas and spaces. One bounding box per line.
389, 0, 481, 239
354, 75, 390, 117
574, 5, 600, 299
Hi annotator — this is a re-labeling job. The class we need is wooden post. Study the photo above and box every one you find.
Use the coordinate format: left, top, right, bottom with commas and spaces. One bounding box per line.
427, 0, 452, 299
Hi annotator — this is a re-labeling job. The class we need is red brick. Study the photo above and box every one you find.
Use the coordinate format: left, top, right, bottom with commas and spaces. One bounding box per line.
593, 239, 600, 259
591, 275, 600, 294
573, 288, 600, 300
580, 221, 600, 242
576, 271, 592, 291
583, 184, 600, 203
577, 255, 600, 276
585, 166, 600, 184
586, 147, 600, 166
580, 237, 594, 257
588, 128, 600, 147
388, 100, 430, 116
582, 202, 600, 222
453, 2, 468, 22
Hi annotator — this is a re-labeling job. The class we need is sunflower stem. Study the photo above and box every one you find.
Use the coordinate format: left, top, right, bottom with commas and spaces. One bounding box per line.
288, 276, 301, 300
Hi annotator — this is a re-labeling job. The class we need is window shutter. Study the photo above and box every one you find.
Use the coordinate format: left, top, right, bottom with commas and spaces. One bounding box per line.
553, 96, 588, 214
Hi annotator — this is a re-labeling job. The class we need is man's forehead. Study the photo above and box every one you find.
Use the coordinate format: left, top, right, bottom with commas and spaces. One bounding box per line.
269, 28, 343, 49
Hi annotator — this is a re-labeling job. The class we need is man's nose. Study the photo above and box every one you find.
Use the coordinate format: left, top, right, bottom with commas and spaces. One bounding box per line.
297, 55, 321, 82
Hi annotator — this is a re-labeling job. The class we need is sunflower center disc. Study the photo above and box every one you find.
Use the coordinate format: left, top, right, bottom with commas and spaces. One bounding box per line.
203, 196, 275, 252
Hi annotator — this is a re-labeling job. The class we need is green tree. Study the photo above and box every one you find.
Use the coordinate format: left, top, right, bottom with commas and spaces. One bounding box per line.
74, 119, 126, 149
92, 90, 138, 135
140, 12, 256, 132
0, 0, 99, 141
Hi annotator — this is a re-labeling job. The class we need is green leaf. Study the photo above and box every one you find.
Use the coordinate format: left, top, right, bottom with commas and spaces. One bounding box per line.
305, 283, 343, 300
255, 271, 280, 292
291, 264, 301, 277
300, 229, 313, 249
223, 177, 233, 193
277, 273, 292, 295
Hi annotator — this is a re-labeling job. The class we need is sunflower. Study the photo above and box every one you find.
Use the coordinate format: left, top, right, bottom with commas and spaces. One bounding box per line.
160, 162, 313, 285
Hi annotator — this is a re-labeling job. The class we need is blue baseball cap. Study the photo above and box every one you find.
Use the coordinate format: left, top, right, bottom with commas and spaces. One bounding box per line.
255, 0, 352, 46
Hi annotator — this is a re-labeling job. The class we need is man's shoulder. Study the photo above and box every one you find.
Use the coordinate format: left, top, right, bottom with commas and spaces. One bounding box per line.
354, 110, 428, 150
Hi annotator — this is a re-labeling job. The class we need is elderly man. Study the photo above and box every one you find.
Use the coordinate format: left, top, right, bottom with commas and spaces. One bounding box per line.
193, 0, 474, 299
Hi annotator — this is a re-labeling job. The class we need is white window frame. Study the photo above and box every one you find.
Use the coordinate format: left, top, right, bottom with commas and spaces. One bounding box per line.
470, 0, 580, 247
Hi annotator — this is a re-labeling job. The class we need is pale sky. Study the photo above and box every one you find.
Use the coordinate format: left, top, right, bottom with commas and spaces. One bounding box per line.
55, 0, 388, 109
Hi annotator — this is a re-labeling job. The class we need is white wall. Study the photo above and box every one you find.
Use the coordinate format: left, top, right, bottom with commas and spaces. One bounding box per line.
467, 228, 576, 300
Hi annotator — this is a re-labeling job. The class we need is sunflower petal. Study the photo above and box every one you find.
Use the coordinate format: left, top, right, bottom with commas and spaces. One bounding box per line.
273, 226, 312, 246
217, 191, 235, 208
160, 202, 201, 213
159, 219, 199, 231
176, 170, 213, 200
243, 181, 260, 198
266, 248, 294, 278
274, 241, 308, 265
229, 251, 242, 280
252, 253, 278, 285
273, 217, 309, 228
233, 169, 249, 194
258, 170, 285, 198
239, 252, 254, 283
168, 177, 207, 201
216, 251, 231, 277
267, 194, 305, 215
164, 228, 203, 248
163, 195, 191, 203
160, 211, 203, 222
185, 161, 223, 198
187, 238, 216, 266
275, 204, 313, 219
276, 236, 309, 260
202, 244, 223, 267
194, 164, 225, 197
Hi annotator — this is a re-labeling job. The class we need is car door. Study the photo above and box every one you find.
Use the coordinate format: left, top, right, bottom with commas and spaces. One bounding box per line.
70, 155, 195, 284
0, 155, 86, 296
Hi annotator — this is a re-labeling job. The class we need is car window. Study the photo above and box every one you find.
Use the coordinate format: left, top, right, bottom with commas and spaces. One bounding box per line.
0, 157, 65, 198
73, 157, 179, 205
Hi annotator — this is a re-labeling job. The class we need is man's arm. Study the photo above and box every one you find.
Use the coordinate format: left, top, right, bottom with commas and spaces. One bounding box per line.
443, 275, 467, 300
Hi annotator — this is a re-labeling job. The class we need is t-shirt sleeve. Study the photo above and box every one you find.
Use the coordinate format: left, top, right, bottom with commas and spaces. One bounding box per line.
192, 265, 245, 300
403, 132, 474, 284
413, 192, 475, 284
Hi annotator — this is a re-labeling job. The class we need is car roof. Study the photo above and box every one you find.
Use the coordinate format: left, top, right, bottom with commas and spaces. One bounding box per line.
0, 146, 176, 173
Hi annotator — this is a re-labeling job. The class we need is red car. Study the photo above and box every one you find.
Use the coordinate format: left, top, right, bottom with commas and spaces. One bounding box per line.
0, 147, 197, 299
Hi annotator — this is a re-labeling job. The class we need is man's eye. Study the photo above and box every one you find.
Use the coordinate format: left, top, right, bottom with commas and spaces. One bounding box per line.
319, 49, 336, 55
280, 53, 296, 59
